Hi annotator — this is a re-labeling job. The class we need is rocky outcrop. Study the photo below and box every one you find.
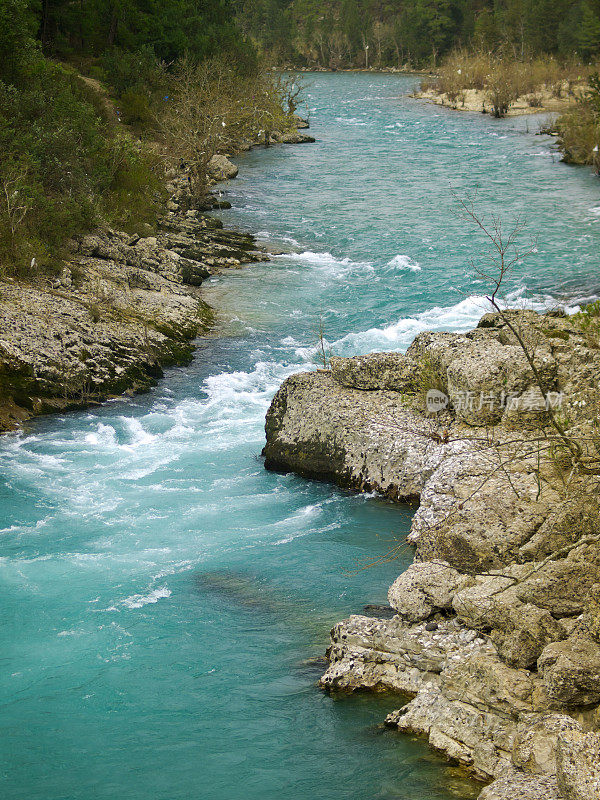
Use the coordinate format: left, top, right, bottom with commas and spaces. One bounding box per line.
0, 108, 317, 432
268, 130, 316, 144
262, 370, 471, 500
388, 561, 474, 622
321, 615, 488, 694
207, 154, 239, 181
0, 192, 266, 432
263, 309, 600, 799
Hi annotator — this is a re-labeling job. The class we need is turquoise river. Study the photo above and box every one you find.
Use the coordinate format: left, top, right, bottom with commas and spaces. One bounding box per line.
1, 73, 599, 800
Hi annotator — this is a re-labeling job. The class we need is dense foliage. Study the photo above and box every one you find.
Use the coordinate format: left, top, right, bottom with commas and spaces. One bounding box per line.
0, 0, 256, 276
234, 0, 600, 67
556, 72, 600, 167
39, 0, 254, 65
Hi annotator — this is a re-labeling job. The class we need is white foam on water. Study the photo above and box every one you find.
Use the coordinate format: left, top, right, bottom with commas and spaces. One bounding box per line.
387, 254, 422, 272
276, 250, 374, 279
120, 417, 157, 450
84, 423, 118, 447
121, 586, 172, 609
334, 116, 368, 125
271, 503, 322, 529
329, 291, 584, 357
589, 206, 600, 216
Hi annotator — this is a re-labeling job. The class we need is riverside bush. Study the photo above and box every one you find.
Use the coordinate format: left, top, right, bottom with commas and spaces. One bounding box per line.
556, 73, 600, 168
431, 51, 596, 117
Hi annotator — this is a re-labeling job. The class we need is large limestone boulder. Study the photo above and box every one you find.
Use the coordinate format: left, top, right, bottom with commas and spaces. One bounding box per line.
207, 154, 238, 181
330, 352, 418, 392
388, 560, 474, 622
512, 714, 581, 775
263, 371, 466, 500
404, 325, 557, 427
446, 339, 557, 426
478, 769, 561, 800
319, 615, 486, 694
538, 635, 600, 706
389, 682, 515, 778
269, 130, 315, 144
453, 573, 567, 669
556, 727, 600, 800
520, 500, 600, 562
387, 650, 552, 780
439, 650, 549, 717
581, 583, 600, 642
410, 452, 552, 572
405, 330, 478, 373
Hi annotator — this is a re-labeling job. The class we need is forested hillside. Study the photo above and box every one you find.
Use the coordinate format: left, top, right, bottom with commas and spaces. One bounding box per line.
0, 0, 259, 275
234, 0, 600, 67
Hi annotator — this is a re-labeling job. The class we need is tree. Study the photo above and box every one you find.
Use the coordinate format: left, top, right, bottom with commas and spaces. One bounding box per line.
0, 0, 39, 82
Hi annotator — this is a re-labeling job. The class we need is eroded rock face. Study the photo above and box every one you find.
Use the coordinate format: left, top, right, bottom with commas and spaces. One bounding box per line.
452, 574, 568, 669
329, 352, 418, 392
263, 309, 600, 800
269, 130, 316, 144
263, 371, 466, 500
512, 714, 581, 775
320, 615, 487, 694
478, 769, 561, 800
538, 635, 600, 707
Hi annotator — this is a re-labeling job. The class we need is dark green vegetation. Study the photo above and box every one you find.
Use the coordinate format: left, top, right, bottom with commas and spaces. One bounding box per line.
235, 0, 600, 68
0, 0, 256, 277
557, 72, 600, 167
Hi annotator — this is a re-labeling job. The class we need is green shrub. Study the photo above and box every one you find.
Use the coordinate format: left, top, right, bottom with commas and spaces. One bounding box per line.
556, 78, 600, 167
119, 89, 154, 128
0, 57, 162, 277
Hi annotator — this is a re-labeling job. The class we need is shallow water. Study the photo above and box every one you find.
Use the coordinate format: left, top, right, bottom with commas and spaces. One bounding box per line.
1, 73, 599, 800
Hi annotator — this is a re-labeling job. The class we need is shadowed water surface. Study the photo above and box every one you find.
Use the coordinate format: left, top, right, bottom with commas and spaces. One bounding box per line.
1, 73, 599, 800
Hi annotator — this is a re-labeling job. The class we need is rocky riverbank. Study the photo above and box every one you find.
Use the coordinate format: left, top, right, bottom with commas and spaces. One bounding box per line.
263, 309, 600, 800
0, 125, 315, 433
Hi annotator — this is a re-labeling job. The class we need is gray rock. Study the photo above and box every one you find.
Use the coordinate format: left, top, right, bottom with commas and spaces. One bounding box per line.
330, 352, 418, 392
319, 615, 487, 694
446, 339, 557, 426
453, 574, 567, 669
388, 560, 474, 622
538, 635, 600, 706
478, 768, 561, 800
581, 583, 600, 643
512, 714, 581, 775
556, 726, 600, 800
263, 370, 466, 500
207, 154, 239, 181
269, 130, 315, 144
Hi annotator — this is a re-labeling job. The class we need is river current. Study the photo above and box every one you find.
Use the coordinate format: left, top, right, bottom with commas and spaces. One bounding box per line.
1, 73, 599, 800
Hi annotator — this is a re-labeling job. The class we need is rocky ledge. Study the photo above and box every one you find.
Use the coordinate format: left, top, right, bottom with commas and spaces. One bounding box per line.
263, 309, 600, 799
0, 179, 268, 432
0, 118, 315, 432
